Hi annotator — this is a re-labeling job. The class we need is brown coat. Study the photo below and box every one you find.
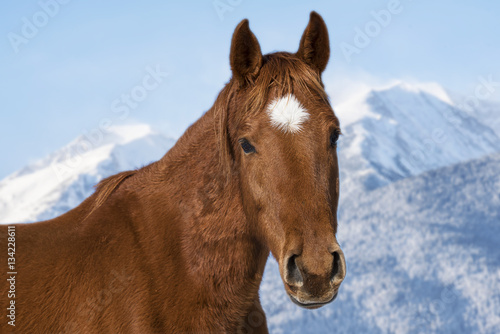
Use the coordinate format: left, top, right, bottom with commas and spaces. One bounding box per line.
1, 11, 345, 333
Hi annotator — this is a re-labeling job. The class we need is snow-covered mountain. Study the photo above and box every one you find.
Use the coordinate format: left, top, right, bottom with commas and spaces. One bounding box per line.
261, 151, 500, 334
0, 124, 175, 223
455, 97, 500, 138
1, 82, 499, 333
335, 82, 500, 195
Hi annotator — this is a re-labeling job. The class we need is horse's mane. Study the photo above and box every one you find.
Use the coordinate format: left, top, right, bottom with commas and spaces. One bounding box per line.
214, 52, 329, 179
84, 170, 137, 219
84, 53, 328, 210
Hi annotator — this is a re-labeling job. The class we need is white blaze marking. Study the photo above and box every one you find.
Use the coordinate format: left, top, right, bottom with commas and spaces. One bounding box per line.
266, 94, 309, 133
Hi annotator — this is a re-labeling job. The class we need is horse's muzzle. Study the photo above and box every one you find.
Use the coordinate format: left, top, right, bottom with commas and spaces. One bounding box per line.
287, 290, 338, 309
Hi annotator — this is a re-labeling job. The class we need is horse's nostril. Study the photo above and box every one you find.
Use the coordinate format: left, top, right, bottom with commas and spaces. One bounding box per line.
286, 254, 303, 287
331, 251, 344, 282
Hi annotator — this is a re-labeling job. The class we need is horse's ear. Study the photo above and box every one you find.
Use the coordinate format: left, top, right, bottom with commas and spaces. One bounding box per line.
230, 19, 263, 85
296, 11, 330, 73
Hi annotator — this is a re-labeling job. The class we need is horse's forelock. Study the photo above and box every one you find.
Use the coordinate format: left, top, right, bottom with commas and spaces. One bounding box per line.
213, 52, 328, 182
245, 53, 328, 120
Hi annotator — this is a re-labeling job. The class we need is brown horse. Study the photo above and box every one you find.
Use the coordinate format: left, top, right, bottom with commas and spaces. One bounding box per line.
1, 11, 345, 333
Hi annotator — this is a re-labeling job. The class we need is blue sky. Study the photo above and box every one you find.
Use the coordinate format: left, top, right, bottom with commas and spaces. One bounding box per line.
1, 0, 499, 179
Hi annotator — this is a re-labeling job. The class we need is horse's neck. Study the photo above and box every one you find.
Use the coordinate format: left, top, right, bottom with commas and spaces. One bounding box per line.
132, 109, 269, 306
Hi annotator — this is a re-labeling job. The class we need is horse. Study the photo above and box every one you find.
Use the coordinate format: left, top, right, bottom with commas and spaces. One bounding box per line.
1, 11, 346, 333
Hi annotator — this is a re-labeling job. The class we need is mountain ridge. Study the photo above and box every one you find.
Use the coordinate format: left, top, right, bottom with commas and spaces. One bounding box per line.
0, 82, 499, 333
261, 151, 500, 334
0, 124, 175, 223
335, 82, 500, 196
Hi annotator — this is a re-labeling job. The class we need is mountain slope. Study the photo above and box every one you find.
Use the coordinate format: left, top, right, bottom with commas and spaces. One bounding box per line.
1, 83, 499, 333
335, 83, 500, 196
0, 124, 175, 223
261, 151, 500, 334
454, 97, 500, 138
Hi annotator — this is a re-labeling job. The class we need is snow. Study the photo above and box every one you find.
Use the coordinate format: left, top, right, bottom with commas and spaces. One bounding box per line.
452, 95, 500, 138
334, 81, 454, 127
334, 82, 500, 197
260, 152, 500, 333
0, 124, 175, 223
1, 82, 499, 333
395, 81, 454, 105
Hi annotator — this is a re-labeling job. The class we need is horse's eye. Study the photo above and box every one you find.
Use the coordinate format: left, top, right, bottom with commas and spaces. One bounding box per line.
239, 139, 256, 154
330, 129, 341, 147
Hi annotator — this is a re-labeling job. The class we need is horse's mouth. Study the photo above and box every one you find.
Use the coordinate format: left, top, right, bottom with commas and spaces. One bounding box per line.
287, 291, 338, 310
